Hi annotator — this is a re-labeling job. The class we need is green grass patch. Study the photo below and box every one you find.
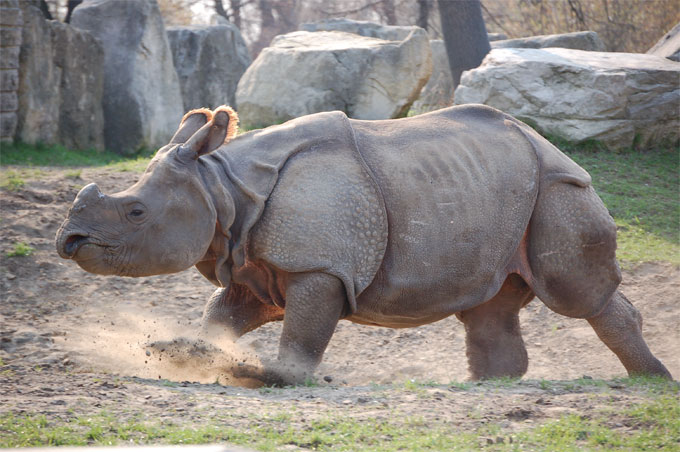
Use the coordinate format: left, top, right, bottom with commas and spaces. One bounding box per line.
6, 241, 34, 257
2, 393, 678, 451
0, 378, 676, 450
0, 141, 153, 169
0, 169, 25, 191
518, 396, 680, 451
0, 412, 473, 450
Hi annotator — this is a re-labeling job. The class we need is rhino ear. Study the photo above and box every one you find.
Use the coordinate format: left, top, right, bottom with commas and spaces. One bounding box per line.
171, 108, 213, 144
178, 105, 239, 160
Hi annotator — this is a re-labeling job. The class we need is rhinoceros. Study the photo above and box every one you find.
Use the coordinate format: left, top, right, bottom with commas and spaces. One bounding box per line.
56, 105, 671, 384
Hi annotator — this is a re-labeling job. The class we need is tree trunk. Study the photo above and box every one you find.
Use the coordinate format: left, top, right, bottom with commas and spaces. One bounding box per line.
230, 0, 241, 29
38, 0, 53, 20
252, 0, 277, 57
417, 0, 429, 30
65, 0, 83, 23
382, 0, 397, 25
214, 0, 229, 20
437, 0, 490, 90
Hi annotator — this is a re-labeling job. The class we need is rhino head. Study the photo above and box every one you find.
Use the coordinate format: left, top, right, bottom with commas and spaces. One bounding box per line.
56, 106, 239, 277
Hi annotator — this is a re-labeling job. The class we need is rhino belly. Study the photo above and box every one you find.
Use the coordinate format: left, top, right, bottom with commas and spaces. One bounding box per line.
353, 125, 539, 326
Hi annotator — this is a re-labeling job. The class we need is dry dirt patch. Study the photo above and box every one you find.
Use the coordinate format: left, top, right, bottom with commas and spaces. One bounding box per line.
1, 167, 678, 444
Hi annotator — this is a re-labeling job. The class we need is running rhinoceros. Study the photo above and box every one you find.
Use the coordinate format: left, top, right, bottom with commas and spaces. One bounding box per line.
56, 105, 671, 385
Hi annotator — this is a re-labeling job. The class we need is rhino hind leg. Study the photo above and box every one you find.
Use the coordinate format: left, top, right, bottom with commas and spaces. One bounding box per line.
200, 285, 284, 339
528, 182, 670, 378
458, 274, 534, 380
588, 291, 671, 378
528, 183, 621, 319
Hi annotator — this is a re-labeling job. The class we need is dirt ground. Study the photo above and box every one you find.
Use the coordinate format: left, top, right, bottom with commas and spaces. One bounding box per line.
1, 167, 678, 442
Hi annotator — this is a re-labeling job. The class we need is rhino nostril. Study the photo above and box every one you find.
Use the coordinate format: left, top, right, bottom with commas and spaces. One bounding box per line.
64, 234, 89, 257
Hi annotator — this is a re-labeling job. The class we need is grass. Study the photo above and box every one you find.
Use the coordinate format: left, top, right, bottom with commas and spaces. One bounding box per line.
6, 241, 34, 257
0, 169, 25, 191
1, 377, 677, 451
0, 141, 153, 168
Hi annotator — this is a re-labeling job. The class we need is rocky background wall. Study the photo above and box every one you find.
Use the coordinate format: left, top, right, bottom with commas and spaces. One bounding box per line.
2, 0, 679, 153
0, 0, 22, 142
16, 1, 105, 151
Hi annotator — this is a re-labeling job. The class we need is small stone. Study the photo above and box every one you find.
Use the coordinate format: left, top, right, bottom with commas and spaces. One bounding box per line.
323, 375, 333, 383
145, 350, 151, 356
6, 273, 16, 280
341, 399, 352, 405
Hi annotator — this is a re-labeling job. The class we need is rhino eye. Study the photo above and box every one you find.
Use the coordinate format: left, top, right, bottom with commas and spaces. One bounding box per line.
126, 203, 147, 223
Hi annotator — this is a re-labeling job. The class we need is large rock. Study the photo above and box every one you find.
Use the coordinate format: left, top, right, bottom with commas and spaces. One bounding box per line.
71, 0, 183, 155
236, 29, 432, 129
167, 24, 251, 111
300, 18, 417, 41
0, 0, 22, 142
492, 31, 606, 51
455, 48, 680, 150
647, 22, 680, 62
412, 40, 454, 112
15, 2, 105, 150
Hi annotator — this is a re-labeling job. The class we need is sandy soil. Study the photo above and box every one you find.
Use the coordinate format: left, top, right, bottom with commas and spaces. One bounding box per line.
1, 167, 678, 440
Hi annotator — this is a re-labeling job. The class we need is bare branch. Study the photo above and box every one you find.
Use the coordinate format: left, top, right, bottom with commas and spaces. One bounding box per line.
480, 1, 512, 36
318, 0, 384, 17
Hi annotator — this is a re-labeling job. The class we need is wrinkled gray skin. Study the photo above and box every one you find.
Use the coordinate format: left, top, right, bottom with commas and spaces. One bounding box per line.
56, 105, 671, 385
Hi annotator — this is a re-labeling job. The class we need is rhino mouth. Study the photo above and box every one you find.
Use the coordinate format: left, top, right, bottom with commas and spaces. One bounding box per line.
58, 232, 108, 259
63, 234, 91, 258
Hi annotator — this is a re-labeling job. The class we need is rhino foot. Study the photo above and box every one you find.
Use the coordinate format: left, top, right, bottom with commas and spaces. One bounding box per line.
232, 361, 315, 387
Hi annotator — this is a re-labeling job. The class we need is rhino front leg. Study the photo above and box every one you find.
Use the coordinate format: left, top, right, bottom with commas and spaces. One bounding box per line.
587, 291, 671, 378
260, 272, 345, 386
201, 285, 284, 339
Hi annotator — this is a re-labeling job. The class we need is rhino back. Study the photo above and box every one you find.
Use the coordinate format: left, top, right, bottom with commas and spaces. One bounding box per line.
349, 105, 540, 324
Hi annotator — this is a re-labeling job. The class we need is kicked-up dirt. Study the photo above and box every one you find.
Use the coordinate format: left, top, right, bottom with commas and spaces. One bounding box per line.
1, 166, 678, 445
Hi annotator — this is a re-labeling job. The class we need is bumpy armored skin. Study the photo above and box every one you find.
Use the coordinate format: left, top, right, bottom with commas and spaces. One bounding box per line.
56, 105, 671, 385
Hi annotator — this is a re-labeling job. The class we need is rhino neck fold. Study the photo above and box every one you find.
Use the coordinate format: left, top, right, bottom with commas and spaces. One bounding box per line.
196, 156, 243, 287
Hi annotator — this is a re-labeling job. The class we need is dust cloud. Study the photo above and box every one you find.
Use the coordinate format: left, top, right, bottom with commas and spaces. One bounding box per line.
56, 305, 264, 387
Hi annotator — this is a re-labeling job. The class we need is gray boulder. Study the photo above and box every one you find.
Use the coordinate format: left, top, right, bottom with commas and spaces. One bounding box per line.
412, 40, 454, 113
71, 0, 183, 155
167, 24, 251, 111
15, 2, 105, 150
300, 18, 417, 41
455, 48, 680, 150
492, 31, 606, 51
236, 29, 432, 129
0, 0, 22, 142
647, 22, 680, 62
